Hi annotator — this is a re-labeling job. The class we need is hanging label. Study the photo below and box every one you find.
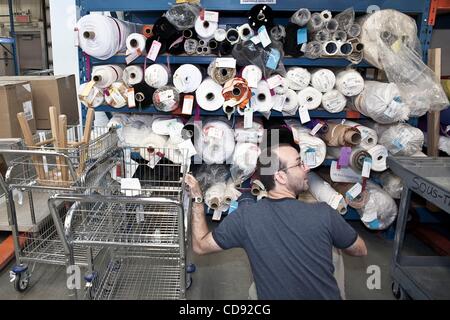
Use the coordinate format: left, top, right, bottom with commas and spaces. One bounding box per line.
383, 97, 403, 118
120, 178, 141, 197
86, 86, 100, 105
250, 35, 261, 45
329, 194, 343, 211
359, 127, 369, 140
204, 10, 219, 23
392, 129, 415, 153
167, 121, 183, 142
147, 40, 162, 61
228, 200, 239, 214
73, 28, 79, 47
216, 57, 236, 69
346, 183, 362, 201
305, 148, 316, 167
126, 49, 141, 64
212, 209, 223, 221
182, 95, 194, 115
310, 122, 324, 136
362, 158, 372, 178
80, 80, 96, 97
207, 127, 224, 139
158, 89, 174, 102
127, 88, 136, 108
272, 95, 285, 112
330, 161, 361, 183
244, 108, 254, 129
267, 75, 284, 89
338, 147, 352, 168
298, 105, 310, 124
178, 139, 198, 157
110, 88, 126, 106
361, 211, 378, 223
258, 25, 271, 48
266, 48, 281, 70
22, 101, 34, 121
297, 28, 308, 45
147, 152, 164, 169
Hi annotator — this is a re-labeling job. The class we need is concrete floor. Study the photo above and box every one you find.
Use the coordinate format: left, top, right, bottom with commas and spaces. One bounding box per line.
0, 218, 439, 300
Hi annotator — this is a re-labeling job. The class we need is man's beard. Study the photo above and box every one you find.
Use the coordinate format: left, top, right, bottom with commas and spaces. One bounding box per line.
289, 179, 308, 197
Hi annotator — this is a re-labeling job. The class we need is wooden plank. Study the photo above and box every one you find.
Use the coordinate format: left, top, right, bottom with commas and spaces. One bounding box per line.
427, 48, 441, 157
78, 108, 95, 175
49, 106, 62, 182
58, 115, 69, 182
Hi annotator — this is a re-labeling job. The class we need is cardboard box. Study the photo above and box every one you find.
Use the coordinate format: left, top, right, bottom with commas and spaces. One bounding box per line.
0, 75, 79, 129
0, 81, 36, 138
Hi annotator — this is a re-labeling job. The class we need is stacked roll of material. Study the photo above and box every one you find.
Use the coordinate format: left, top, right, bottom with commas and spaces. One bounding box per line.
79, 82, 104, 108
195, 16, 218, 40
352, 81, 410, 124
285, 120, 326, 169
280, 89, 299, 115
198, 118, 235, 164
126, 33, 147, 54
205, 182, 227, 211
379, 170, 404, 199
241, 65, 263, 89
91, 65, 124, 89
132, 82, 155, 107
224, 180, 242, 206
284, 23, 306, 57
286, 67, 311, 91
311, 69, 336, 93
173, 64, 203, 93
304, 41, 323, 59
207, 60, 236, 85
322, 90, 347, 113
327, 147, 371, 172
76, 14, 143, 60
319, 122, 362, 147
270, 25, 286, 41
234, 117, 264, 144
165, 3, 201, 30
357, 182, 398, 231
308, 172, 348, 215
152, 86, 180, 112
366, 145, 389, 172
248, 4, 274, 30
142, 25, 153, 38
379, 123, 424, 156
340, 120, 378, 150
123, 65, 144, 86
145, 64, 171, 89
231, 142, 261, 185
308, 12, 325, 32
121, 119, 153, 147
237, 23, 255, 42
139, 133, 169, 161
104, 82, 128, 108
222, 77, 252, 111
297, 87, 323, 110
182, 118, 203, 148
250, 80, 273, 113
290, 8, 311, 26
196, 77, 225, 112
184, 38, 198, 55
335, 69, 364, 97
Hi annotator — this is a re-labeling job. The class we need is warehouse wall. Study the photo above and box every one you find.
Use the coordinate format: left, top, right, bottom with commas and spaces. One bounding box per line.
0, 0, 44, 23
430, 29, 450, 77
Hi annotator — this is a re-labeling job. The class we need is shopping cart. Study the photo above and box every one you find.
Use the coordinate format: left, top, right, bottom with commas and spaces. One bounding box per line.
48, 147, 195, 300
0, 126, 120, 292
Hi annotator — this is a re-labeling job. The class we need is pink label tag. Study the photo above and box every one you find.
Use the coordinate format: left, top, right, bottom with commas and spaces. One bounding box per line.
338, 147, 352, 168
147, 40, 162, 61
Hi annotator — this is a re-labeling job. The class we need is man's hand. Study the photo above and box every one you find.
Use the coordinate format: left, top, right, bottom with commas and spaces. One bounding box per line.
185, 173, 202, 198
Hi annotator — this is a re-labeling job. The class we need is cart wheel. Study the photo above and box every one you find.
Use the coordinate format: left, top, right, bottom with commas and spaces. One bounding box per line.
186, 263, 196, 274
14, 271, 30, 292
392, 282, 409, 300
186, 275, 193, 290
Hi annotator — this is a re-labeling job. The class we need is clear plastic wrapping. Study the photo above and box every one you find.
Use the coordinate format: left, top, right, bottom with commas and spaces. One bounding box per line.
379, 170, 404, 199
230, 142, 261, 185
379, 123, 424, 156
165, 3, 202, 30
194, 164, 229, 192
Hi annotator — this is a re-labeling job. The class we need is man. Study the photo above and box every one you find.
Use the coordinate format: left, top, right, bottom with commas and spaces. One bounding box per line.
185, 143, 367, 300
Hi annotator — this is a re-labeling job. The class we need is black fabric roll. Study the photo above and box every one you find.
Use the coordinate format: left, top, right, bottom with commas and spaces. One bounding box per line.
284, 23, 304, 57
218, 40, 233, 56
146, 36, 168, 55
152, 16, 179, 40
248, 4, 274, 30
166, 33, 186, 55
132, 82, 155, 107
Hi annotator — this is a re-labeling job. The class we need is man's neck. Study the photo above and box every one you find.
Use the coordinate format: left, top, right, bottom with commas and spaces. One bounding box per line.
267, 188, 297, 200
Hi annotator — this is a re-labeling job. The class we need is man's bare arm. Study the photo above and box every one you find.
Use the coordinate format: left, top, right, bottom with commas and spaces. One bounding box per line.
343, 236, 367, 257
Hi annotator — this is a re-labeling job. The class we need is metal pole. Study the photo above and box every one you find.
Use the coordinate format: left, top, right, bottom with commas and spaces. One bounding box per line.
8, 0, 20, 75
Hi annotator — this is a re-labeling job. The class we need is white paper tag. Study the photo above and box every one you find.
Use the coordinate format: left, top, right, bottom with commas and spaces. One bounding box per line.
178, 139, 198, 157
310, 123, 324, 136
127, 88, 136, 108
158, 89, 174, 102
361, 210, 378, 223
362, 158, 372, 178
110, 89, 126, 106
346, 183, 362, 201
207, 127, 224, 139
147, 40, 162, 61
182, 95, 194, 115
212, 209, 223, 221
22, 101, 34, 121
330, 161, 361, 183
147, 153, 163, 169
384, 98, 403, 118
74, 28, 79, 47
204, 10, 219, 22
305, 149, 316, 166
126, 50, 140, 64
244, 108, 254, 129
120, 178, 141, 197
258, 25, 271, 48
298, 106, 310, 124
267, 75, 284, 89
329, 194, 342, 210
86, 86, 100, 104
247, 71, 259, 88
250, 35, 261, 45
216, 57, 236, 69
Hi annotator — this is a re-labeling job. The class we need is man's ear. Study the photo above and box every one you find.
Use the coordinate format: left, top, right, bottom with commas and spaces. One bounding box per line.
274, 171, 287, 186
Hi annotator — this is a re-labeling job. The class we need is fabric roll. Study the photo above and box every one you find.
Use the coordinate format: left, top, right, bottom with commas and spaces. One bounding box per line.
342, 120, 378, 151
290, 8, 311, 26
379, 171, 403, 199
123, 65, 144, 86
251, 179, 266, 197
173, 64, 203, 93
222, 77, 252, 110
352, 81, 409, 124
139, 133, 169, 161
335, 69, 364, 97
320, 10, 332, 22
307, 12, 325, 32
304, 41, 323, 59
237, 23, 254, 42
379, 123, 424, 156
332, 30, 347, 42
182, 118, 203, 147
132, 82, 155, 107
152, 86, 180, 112
284, 23, 305, 58
151, 116, 183, 136
366, 145, 389, 172
214, 28, 227, 42
196, 77, 225, 111
241, 65, 263, 89
142, 25, 153, 38
121, 119, 153, 147
225, 28, 240, 45
320, 122, 362, 147
439, 136, 450, 155
91, 65, 124, 89
327, 147, 370, 172
248, 4, 274, 30
250, 80, 273, 113
335, 7, 355, 32
198, 118, 235, 164
325, 19, 339, 33
224, 180, 242, 206
184, 38, 198, 55
313, 29, 331, 42
78, 83, 104, 109
126, 33, 147, 53
357, 182, 398, 231
144, 64, 170, 89
231, 142, 261, 185
205, 182, 227, 210
195, 16, 218, 40
104, 82, 128, 108
308, 172, 348, 215
322, 41, 339, 56
280, 89, 299, 115
297, 87, 323, 110
286, 67, 311, 91
270, 25, 286, 41
347, 23, 361, 38
338, 42, 353, 56
165, 3, 200, 30
234, 117, 264, 144
152, 17, 179, 40
311, 69, 336, 93
322, 90, 347, 113
208, 60, 236, 85
76, 14, 142, 60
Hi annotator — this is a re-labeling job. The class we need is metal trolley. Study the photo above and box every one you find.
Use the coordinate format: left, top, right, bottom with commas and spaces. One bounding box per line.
0, 126, 119, 292
48, 147, 194, 300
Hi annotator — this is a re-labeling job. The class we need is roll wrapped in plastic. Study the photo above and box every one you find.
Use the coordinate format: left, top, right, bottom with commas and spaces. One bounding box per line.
139, 133, 169, 161
195, 16, 218, 40
379, 170, 404, 199
250, 80, 273, 113
322, 90, 347, 113
231, 142, 261, 185
104, 82, 128, 108
290, 8, 311, 26
165, 3, 201, 30
152, 86, 180, 112
173, 64, 203, 93
335, 69, 364, 97
145, 64, 170, 89
196, 77, 225, 112
234, 117, 264, 144
286, 67, 311, 91
308, 172, 348, 215
241, 65, 263, 89
79, 82, 104, 108
280, 89, 299, 115
297, 87, 323, 110
123, 65, 144, 86
197, 118, 235, 164
92, 65, 124, 89
205, 182, 227, 211
379, 123, 424, 156
341, 120, 378, 150
311, 69, 336, 93
208, 60, 236, 85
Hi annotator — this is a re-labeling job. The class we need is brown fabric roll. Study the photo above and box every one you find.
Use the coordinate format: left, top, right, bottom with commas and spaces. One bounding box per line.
320, 123, 362, 147
350, 148, 371, 172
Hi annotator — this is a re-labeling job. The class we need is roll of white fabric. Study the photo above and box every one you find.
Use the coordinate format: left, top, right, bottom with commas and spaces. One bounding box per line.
173, 64, 203, 93
145, 64, 170, 89
194, 16, 218, 40
357, 182, 398, 230
379, 123, 424, 156
367, 145, 388, 172
79, 82, 104, 108
121, 120, 153, 147
104, 82, 128, 108
379, 171, 403, 199
297, 87, 323, 110
352, 81, 410, 124
335, 69, 364, 97
286, 67, 311, 91
322, 90, 347, 113
207, 60, 236, 85
205, 182, 227, 211
214, 28, 227, 42
152, 86, 180, 112
237, 23, 255, 41
285, 120, 327, 169
151, 116, 184, 136
231, 142, 261, 185
342, 120, 378, 150
122, 65, 144, 86
125, 33, 147, 53
196, 77, 225, 111
311, 69, 336, 93
281, 89, 299, 115
234, 118, 264, 144
250, 80, 273, 113
308, 172, 348, 215
198, 118, 235, 164
241, 65, 263, 89
92, 65, 124, 89
77, 14, 142, 60
139, 133, 169, 161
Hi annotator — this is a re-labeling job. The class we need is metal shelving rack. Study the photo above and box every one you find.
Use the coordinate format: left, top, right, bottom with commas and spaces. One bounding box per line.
0, 0, 20, 75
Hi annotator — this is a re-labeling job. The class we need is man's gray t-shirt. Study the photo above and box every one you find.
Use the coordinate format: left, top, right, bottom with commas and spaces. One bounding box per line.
211, 197, 358, 300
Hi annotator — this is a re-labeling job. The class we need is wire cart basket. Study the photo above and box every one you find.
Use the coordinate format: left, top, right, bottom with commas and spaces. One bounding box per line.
0, 126, 119, 292
48, 147, 194, 300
